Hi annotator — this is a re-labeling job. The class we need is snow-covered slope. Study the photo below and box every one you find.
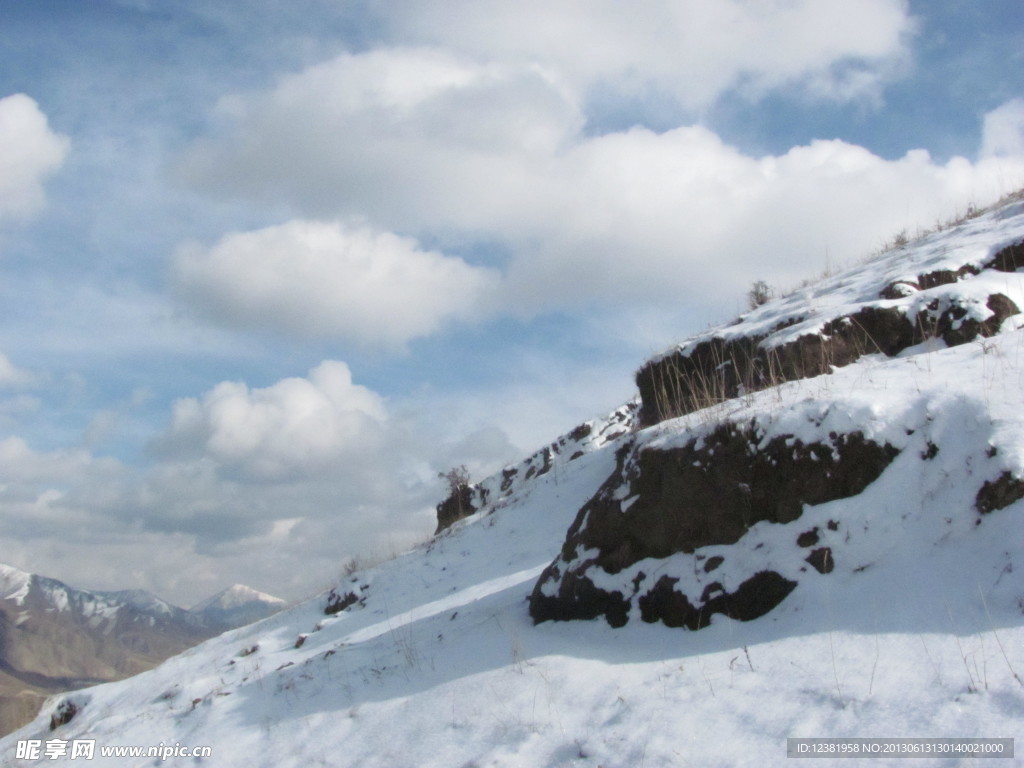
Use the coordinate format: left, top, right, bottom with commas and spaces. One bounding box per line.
4, 197, 1024, 767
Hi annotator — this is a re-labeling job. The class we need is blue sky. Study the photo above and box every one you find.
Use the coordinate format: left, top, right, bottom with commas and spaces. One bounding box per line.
0, 0, 1022, 605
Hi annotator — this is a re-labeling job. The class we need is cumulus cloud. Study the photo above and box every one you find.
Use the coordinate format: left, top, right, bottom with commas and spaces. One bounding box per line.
172, 219, 500, 346
499, 128, 1024, 313
0, 93, 70, 223
981, 98, 1024, 158
180, 46, 1024, 322
380, 0, 914, 109
154, 360, 386, 482
180, 48, 580, 228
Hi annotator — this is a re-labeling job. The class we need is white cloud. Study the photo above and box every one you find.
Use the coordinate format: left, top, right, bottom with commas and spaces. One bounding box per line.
181, 48, 580, 228
0, 437, 130, 537
178, 44, 1024, 328
172, 219, 500, 346
379, 0, 914, 109
981, 98, 1024, 158
521, 130, 1024, 310
155, 360, 387, 482
0, 94, 70, 223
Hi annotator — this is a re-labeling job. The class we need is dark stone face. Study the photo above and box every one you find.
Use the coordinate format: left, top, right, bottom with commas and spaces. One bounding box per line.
805, 547, 834, 574
562, 425, 896, 571
976, 471, 1024, 515
323, 589, 360, 615
986, 239, 1024, 272
796, 528, 820, 547
637, 571, 798, 630
529, 424, 899, 629
434, 483, 477, 534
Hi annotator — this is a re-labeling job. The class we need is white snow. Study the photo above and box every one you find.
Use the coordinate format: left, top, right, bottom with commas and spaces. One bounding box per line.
0, 562, 31, 605
3, 198, 1024, 767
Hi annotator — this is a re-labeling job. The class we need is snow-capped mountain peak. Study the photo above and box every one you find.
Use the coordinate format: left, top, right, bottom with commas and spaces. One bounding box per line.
189, 584, 287, 631
190, 583, 286, 613
0, 562, 31, 604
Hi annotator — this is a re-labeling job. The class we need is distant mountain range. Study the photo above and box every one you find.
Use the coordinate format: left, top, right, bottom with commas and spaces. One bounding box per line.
0, 563, 284, 735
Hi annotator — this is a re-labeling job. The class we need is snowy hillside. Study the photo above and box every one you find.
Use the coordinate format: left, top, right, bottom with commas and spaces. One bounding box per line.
4, 197, 1024, 766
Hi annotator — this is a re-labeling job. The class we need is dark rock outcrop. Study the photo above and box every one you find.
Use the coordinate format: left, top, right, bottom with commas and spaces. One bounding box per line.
637, 571, 798, 630
529, 422, 899, 629
323, 590, 360, 616
49, 698, 78, 731
636, 292, 1019, 427
976, 471, 1024, 515
986, 239, 1024, 272
434, 482, 477, 534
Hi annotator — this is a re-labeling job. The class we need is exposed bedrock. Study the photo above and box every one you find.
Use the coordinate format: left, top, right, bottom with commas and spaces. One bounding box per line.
529, 423, 899, 628
636, 292, 1019, 427
434, 483, 478, 534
